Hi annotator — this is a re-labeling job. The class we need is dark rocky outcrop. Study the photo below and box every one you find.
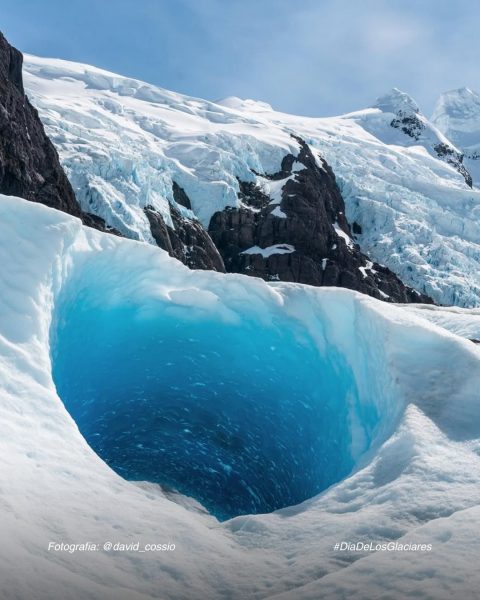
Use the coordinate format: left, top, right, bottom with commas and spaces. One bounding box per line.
145, 202, 225, 272
0, 31, 117, 233
209, 137, 433, 303
172, 181, 192, 210
390, 112, 425, 141
433, 142, 472, 188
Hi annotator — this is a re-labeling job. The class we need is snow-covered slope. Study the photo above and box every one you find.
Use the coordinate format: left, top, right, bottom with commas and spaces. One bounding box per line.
22, 56, 480, 306
3, 194, 480, 598
23, 54, 297, 240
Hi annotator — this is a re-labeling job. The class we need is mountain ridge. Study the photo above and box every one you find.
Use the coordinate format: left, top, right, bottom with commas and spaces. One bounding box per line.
0, 32, 430, 303
4, 31, 480, 305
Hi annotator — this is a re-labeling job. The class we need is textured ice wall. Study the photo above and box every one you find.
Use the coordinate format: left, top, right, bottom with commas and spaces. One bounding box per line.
51, 257, 383, 519
4, 195, 480, 598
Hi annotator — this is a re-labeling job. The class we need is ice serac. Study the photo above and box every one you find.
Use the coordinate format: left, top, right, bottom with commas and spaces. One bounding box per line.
432, 87, 480, 186
209, 136, 430, 303
0, 32, 117, 233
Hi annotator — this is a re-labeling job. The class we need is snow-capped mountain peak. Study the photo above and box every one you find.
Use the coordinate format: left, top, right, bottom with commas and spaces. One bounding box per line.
432, 87, 480, 123
215, 96, 274, 112
353, 87, 472, 188
432, 87, 480, 149
374, 87, 420, 115
432, 87, 480, 185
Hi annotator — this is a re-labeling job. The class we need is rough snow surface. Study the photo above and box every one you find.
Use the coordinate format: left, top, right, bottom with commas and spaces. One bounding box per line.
400, 303, 480, 341
22, 56, 480, 306
3, 195, 480, 598
22, 54, 298, 240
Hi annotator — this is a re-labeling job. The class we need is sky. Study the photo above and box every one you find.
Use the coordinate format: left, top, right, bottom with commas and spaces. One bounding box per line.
1, 0, 480, 117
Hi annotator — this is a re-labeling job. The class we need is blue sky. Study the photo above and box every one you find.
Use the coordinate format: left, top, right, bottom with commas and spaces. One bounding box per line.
1, 0, 479, 116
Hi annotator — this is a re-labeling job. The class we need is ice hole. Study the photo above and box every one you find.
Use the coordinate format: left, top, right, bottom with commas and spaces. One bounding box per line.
51, 273, 380, 520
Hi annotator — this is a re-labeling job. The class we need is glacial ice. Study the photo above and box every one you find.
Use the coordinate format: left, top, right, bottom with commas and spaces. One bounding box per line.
50, 231, 393, 520
51, 270, 364, 520
3, 195, 480, 598
22, 55, 480, 306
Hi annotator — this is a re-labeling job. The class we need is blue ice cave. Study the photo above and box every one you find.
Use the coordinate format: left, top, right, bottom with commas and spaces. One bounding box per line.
51, 276, 379, 521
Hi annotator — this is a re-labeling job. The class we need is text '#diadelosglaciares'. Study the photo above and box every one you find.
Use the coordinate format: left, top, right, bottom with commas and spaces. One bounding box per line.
333, 541, 432, 552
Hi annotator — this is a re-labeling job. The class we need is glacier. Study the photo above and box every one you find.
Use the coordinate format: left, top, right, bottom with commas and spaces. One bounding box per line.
3, 194, 480, 598
22, 56, 480, 307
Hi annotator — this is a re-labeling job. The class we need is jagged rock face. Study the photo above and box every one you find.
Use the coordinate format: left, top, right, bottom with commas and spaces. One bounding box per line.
433, 142, 472, 187
0, 32, 222, 269
390, 113, 425, 141
0, 32, 117, 233
145, 201, 225, 272
0, 33, 80, 215
144, 181, 224, 271
209, 138, 432, 303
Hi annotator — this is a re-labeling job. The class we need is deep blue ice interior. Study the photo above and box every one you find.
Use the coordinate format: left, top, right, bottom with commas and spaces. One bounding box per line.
51, 291, 371, 521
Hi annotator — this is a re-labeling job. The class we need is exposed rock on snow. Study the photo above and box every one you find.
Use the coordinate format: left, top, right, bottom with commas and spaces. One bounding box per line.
4, 42, 424, 300
209, 137, 430, 302
145, 199, 225, 271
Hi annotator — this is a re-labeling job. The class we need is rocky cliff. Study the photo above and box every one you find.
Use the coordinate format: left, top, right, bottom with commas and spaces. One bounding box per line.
0, 32, 116, 233
209, 137, 432, 303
